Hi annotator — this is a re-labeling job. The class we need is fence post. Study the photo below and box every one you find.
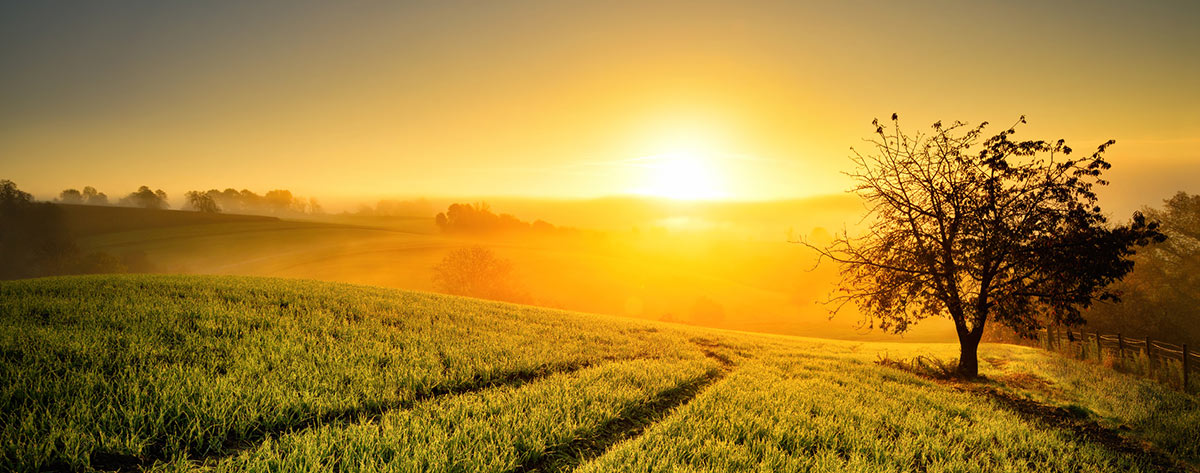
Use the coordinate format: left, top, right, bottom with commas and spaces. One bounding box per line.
1147, 337, 1156, 380
1096, 332, 1102, 361
1185, 344, 1190, 393
1117, 333, 1124, 362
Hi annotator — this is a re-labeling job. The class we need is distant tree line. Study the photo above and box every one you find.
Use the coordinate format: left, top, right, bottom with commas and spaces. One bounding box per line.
182, 188, 322, 215
57, 185, 169, 209
351, 198, 434, 218
56, 186, 110, 205
53, 185, 322, 215
2, 180, 154, 279
121, 186, 169, 209
435, 203, 568, 235
1081, 192, 1200, 346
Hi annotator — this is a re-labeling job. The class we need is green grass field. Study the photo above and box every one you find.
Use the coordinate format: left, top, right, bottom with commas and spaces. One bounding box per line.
2, 275, 1196, 472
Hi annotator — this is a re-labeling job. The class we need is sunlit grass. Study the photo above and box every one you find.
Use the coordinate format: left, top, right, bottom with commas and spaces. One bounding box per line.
577, 348, 1167, 472
1, 275, 1195, 472
195, 359, 714, 472
0, 275, 704, 470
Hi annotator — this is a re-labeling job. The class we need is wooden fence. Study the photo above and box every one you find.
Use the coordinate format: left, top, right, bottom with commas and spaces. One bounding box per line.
1031, 328, 1196, 393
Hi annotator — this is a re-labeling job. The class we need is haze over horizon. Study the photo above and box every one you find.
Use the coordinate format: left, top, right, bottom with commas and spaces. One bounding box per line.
3, 0, 1199, 217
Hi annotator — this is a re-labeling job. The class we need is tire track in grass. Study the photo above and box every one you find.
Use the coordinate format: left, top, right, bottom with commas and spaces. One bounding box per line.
68, 357, 649, 473
507, 345, 739, 473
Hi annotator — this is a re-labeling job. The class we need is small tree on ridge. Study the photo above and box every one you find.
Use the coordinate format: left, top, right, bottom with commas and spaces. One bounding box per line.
805, 115, 1164, 377
185, 191, 221, 213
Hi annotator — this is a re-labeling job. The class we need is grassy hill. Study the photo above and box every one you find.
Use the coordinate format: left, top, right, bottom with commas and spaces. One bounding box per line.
2, 275, 1196, 472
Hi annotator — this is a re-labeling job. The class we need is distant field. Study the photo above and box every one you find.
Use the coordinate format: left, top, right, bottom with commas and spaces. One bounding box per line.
62, 204, 956, 341
2, 275, 1196, 472
57, 204, 281, 237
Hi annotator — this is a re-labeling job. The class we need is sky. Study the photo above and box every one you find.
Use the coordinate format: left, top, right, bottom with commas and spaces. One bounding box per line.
2, 0, 1198, 214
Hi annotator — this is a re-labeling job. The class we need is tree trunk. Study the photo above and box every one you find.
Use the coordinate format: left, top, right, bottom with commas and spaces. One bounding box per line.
956, 333, 981, 378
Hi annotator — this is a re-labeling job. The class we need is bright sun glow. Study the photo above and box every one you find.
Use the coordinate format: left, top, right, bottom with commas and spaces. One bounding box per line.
636, 150, 727, 200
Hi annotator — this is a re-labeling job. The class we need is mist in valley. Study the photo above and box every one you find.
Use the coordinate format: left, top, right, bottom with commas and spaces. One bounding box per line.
57, 189, 957, 341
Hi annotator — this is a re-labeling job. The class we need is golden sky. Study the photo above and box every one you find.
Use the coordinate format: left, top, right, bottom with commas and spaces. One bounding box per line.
2, 1, 1198, 213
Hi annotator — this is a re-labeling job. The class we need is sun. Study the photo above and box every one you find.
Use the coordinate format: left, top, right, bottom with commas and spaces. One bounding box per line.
636, 150, 727, 200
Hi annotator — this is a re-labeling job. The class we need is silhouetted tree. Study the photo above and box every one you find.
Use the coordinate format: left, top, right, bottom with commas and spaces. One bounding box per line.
81, 186, 108, 205
437, 203, 500, 233
58, 187, 109, 206
434, 202, 565, 234
432, 246, 528, 303
264, 189, 294, 214
119, 186, 169, 209
239, 189, 262, 210
1, 180, 33, 210
210, 188, 241, 212
185, 190, 221, 213
307, 197, 323, 215
57, 189, 83, 204
805, 115, 1164, 377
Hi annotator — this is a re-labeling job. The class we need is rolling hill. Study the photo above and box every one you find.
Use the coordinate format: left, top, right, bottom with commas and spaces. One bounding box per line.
2, 275, 1196, 472
59, 204, 957, 342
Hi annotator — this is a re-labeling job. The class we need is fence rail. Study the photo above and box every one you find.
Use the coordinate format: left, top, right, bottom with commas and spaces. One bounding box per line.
1031, 328, 1195, 393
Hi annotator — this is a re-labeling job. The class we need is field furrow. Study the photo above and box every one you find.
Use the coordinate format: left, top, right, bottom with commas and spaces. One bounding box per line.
0, 276, 713, 471
86, 357, 650, 472
189, 358, 716, 473
508, 369, 728, 473
576, 353, 1169, 473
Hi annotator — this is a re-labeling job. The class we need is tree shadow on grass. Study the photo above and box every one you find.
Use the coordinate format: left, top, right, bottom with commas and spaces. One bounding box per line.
875, 354, 1193, 473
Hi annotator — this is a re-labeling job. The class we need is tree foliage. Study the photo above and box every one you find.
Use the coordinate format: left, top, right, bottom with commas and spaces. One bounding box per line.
56, 186, 108, 205
57, 189, 83, 204
1084, 192, 1200, 345
435, 203, 564, 235
119, 186, 169, 209
81, 187, 108, 205
807, 115, 1164, 377
188, 188, 320, 215
432, 246, 529, 303
185, 191, 221, 213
